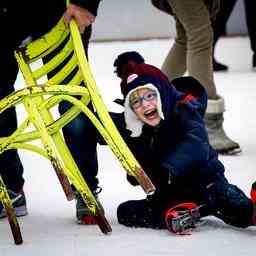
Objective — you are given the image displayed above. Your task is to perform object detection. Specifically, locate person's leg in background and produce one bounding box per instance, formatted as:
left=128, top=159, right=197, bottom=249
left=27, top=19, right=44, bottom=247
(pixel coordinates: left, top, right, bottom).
left=244, top=0, right=256, bottom=69
left=55, top=25, right=103, bottom=223
left=163, top=0, right=240, bottom=154
left=42, top=23, right=100, bottom=223
left=59, top=103, right=99, bottom=193
left=161, top=16, right=187, bottom=80
left=166, top=0, right=217, bottom=99
left=59, top=100, right=102, bottom=224
left=212, top=0, right=237, bottom=71
left=0, top=45, right=27, bottom=217
left=59, top=102, right=129, bottom=224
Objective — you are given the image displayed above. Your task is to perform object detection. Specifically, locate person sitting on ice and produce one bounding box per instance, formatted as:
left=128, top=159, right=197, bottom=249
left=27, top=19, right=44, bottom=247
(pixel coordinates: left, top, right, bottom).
left=113, top=51, right=256, bottom=232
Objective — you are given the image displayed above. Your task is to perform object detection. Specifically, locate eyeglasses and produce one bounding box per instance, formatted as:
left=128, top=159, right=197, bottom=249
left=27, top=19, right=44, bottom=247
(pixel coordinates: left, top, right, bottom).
left=130, top=90, right=157, bottom=109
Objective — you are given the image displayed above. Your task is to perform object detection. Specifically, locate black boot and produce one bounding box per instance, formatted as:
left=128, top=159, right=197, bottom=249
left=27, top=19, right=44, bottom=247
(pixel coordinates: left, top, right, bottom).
left=213, top=58, right=228, bottom=72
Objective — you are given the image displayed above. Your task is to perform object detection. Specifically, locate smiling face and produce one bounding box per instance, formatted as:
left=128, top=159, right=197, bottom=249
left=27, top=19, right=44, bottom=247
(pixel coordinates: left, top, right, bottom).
left=129, top=88, right=161, bottom=127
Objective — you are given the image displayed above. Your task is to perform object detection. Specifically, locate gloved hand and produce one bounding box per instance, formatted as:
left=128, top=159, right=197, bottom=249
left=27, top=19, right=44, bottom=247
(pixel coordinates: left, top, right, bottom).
left=126, top=174, right=139, bottom=186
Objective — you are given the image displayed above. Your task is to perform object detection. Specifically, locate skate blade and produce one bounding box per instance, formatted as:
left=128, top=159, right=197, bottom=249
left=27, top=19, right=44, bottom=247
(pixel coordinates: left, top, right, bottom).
left=175, top=230, right=193, bottom=235
left=218, top=147, right=242, bottom=156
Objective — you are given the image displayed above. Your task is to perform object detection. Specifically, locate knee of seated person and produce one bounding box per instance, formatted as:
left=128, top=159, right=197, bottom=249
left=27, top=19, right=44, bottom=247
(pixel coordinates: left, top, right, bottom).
left=226, top=192, right=253, bottom=228
left=207, top=182, right=254, bottom=228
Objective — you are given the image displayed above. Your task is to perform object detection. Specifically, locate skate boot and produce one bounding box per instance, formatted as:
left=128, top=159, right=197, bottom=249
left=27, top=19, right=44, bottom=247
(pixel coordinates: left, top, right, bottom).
left=75, top=187, right=104, bottom=225
left=213, top=59, right=228, bottom=72
left=0, top=190, right=28, bottom=218
left=205, top=97, right=241, bottom=155
left=165, top=202, right=201, bottom=234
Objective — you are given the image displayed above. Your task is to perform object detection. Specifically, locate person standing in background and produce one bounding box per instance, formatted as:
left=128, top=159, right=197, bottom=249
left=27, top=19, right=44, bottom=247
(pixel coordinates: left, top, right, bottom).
left=151, top=0, right=241, bottom=155
left=0, top=0, right=102, bottom=223
left=244, top=0, right=256, bottom=70
left=212, top=0, right=256, bottom=71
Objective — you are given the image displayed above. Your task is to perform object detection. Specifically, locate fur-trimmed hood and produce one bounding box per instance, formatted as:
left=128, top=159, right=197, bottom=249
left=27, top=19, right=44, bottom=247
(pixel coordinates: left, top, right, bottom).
left=123, top=74, right=208, bottom=137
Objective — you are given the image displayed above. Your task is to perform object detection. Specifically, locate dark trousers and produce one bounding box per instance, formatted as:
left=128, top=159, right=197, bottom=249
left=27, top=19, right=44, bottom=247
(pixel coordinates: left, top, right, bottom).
left=0, top=8, right=94, bottom=192
left=117, top=176, right=254, bottom=229
left=0, top=2, right=65, bottom=192
left=0, top=45, right=24, bottom=192
left=213, top=0, right=255, bottom=55
left=58, top=101, right=100, bottom=191
left=212, top=0, right=237, bottom=47
left=244, top=0, right=256, bottom=54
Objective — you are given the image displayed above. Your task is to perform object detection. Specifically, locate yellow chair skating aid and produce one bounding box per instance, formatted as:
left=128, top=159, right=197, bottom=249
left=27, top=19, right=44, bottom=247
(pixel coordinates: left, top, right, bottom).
left=0, top=15, right=155, bottom=241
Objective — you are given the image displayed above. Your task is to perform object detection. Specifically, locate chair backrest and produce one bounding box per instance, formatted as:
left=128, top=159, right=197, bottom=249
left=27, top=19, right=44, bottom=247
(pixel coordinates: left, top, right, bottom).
left=15, top=16, right=155, bottom=196
left=15, top=17, right=84, bottom=88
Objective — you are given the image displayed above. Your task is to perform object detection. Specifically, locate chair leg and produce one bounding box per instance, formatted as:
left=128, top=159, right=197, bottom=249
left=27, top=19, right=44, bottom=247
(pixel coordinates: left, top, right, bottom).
left=78, top=191, right=112, bottom=234
left=49, top=156, right=75, bottom=201
left=0, top=176, right=23, bottom=245
left=54, top=140, right=112, bottom=234
left=25, top=101, right=74, bottom=201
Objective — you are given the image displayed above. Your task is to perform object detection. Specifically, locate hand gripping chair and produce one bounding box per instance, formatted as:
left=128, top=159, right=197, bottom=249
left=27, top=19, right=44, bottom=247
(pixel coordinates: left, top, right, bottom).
left=0, top=17, right=155, bottom=244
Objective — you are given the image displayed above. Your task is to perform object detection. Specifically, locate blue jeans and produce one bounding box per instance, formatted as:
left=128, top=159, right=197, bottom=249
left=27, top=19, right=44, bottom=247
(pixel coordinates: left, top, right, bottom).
left=58, top=101, right=99, bottom=191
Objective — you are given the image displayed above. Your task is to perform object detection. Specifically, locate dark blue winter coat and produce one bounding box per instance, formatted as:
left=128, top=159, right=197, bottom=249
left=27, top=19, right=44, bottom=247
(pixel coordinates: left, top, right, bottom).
left=124, top=75, right=225, bottom=192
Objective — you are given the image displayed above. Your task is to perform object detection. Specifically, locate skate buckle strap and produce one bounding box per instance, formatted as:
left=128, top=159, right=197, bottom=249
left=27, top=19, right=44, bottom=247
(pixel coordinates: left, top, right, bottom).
left=165, top=202, right=201, bottom=235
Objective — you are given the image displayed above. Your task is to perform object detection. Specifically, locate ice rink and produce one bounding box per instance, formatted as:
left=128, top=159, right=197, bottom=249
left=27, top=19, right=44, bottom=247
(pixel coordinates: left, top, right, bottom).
left=0, top=36, right=256, bottom=255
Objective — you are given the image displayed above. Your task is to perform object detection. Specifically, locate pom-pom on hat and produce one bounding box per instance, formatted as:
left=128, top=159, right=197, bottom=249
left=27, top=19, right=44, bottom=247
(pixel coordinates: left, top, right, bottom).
left=113, top=51, right=145, bottom=78
left=113, top=51, right=169, bottom=96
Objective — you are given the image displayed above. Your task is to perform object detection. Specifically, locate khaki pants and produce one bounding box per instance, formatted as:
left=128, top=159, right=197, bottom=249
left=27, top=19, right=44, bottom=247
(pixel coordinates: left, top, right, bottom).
left=163, top=0, right=218, bottom=99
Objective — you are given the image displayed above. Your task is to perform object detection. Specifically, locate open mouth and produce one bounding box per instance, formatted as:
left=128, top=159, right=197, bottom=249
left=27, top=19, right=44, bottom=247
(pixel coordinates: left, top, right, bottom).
left=144, top=109, right=157, bottom=119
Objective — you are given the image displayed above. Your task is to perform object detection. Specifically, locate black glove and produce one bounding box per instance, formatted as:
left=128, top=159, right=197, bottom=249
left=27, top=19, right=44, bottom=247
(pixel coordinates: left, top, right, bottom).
left=126, top=174, right=139, bottom=186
